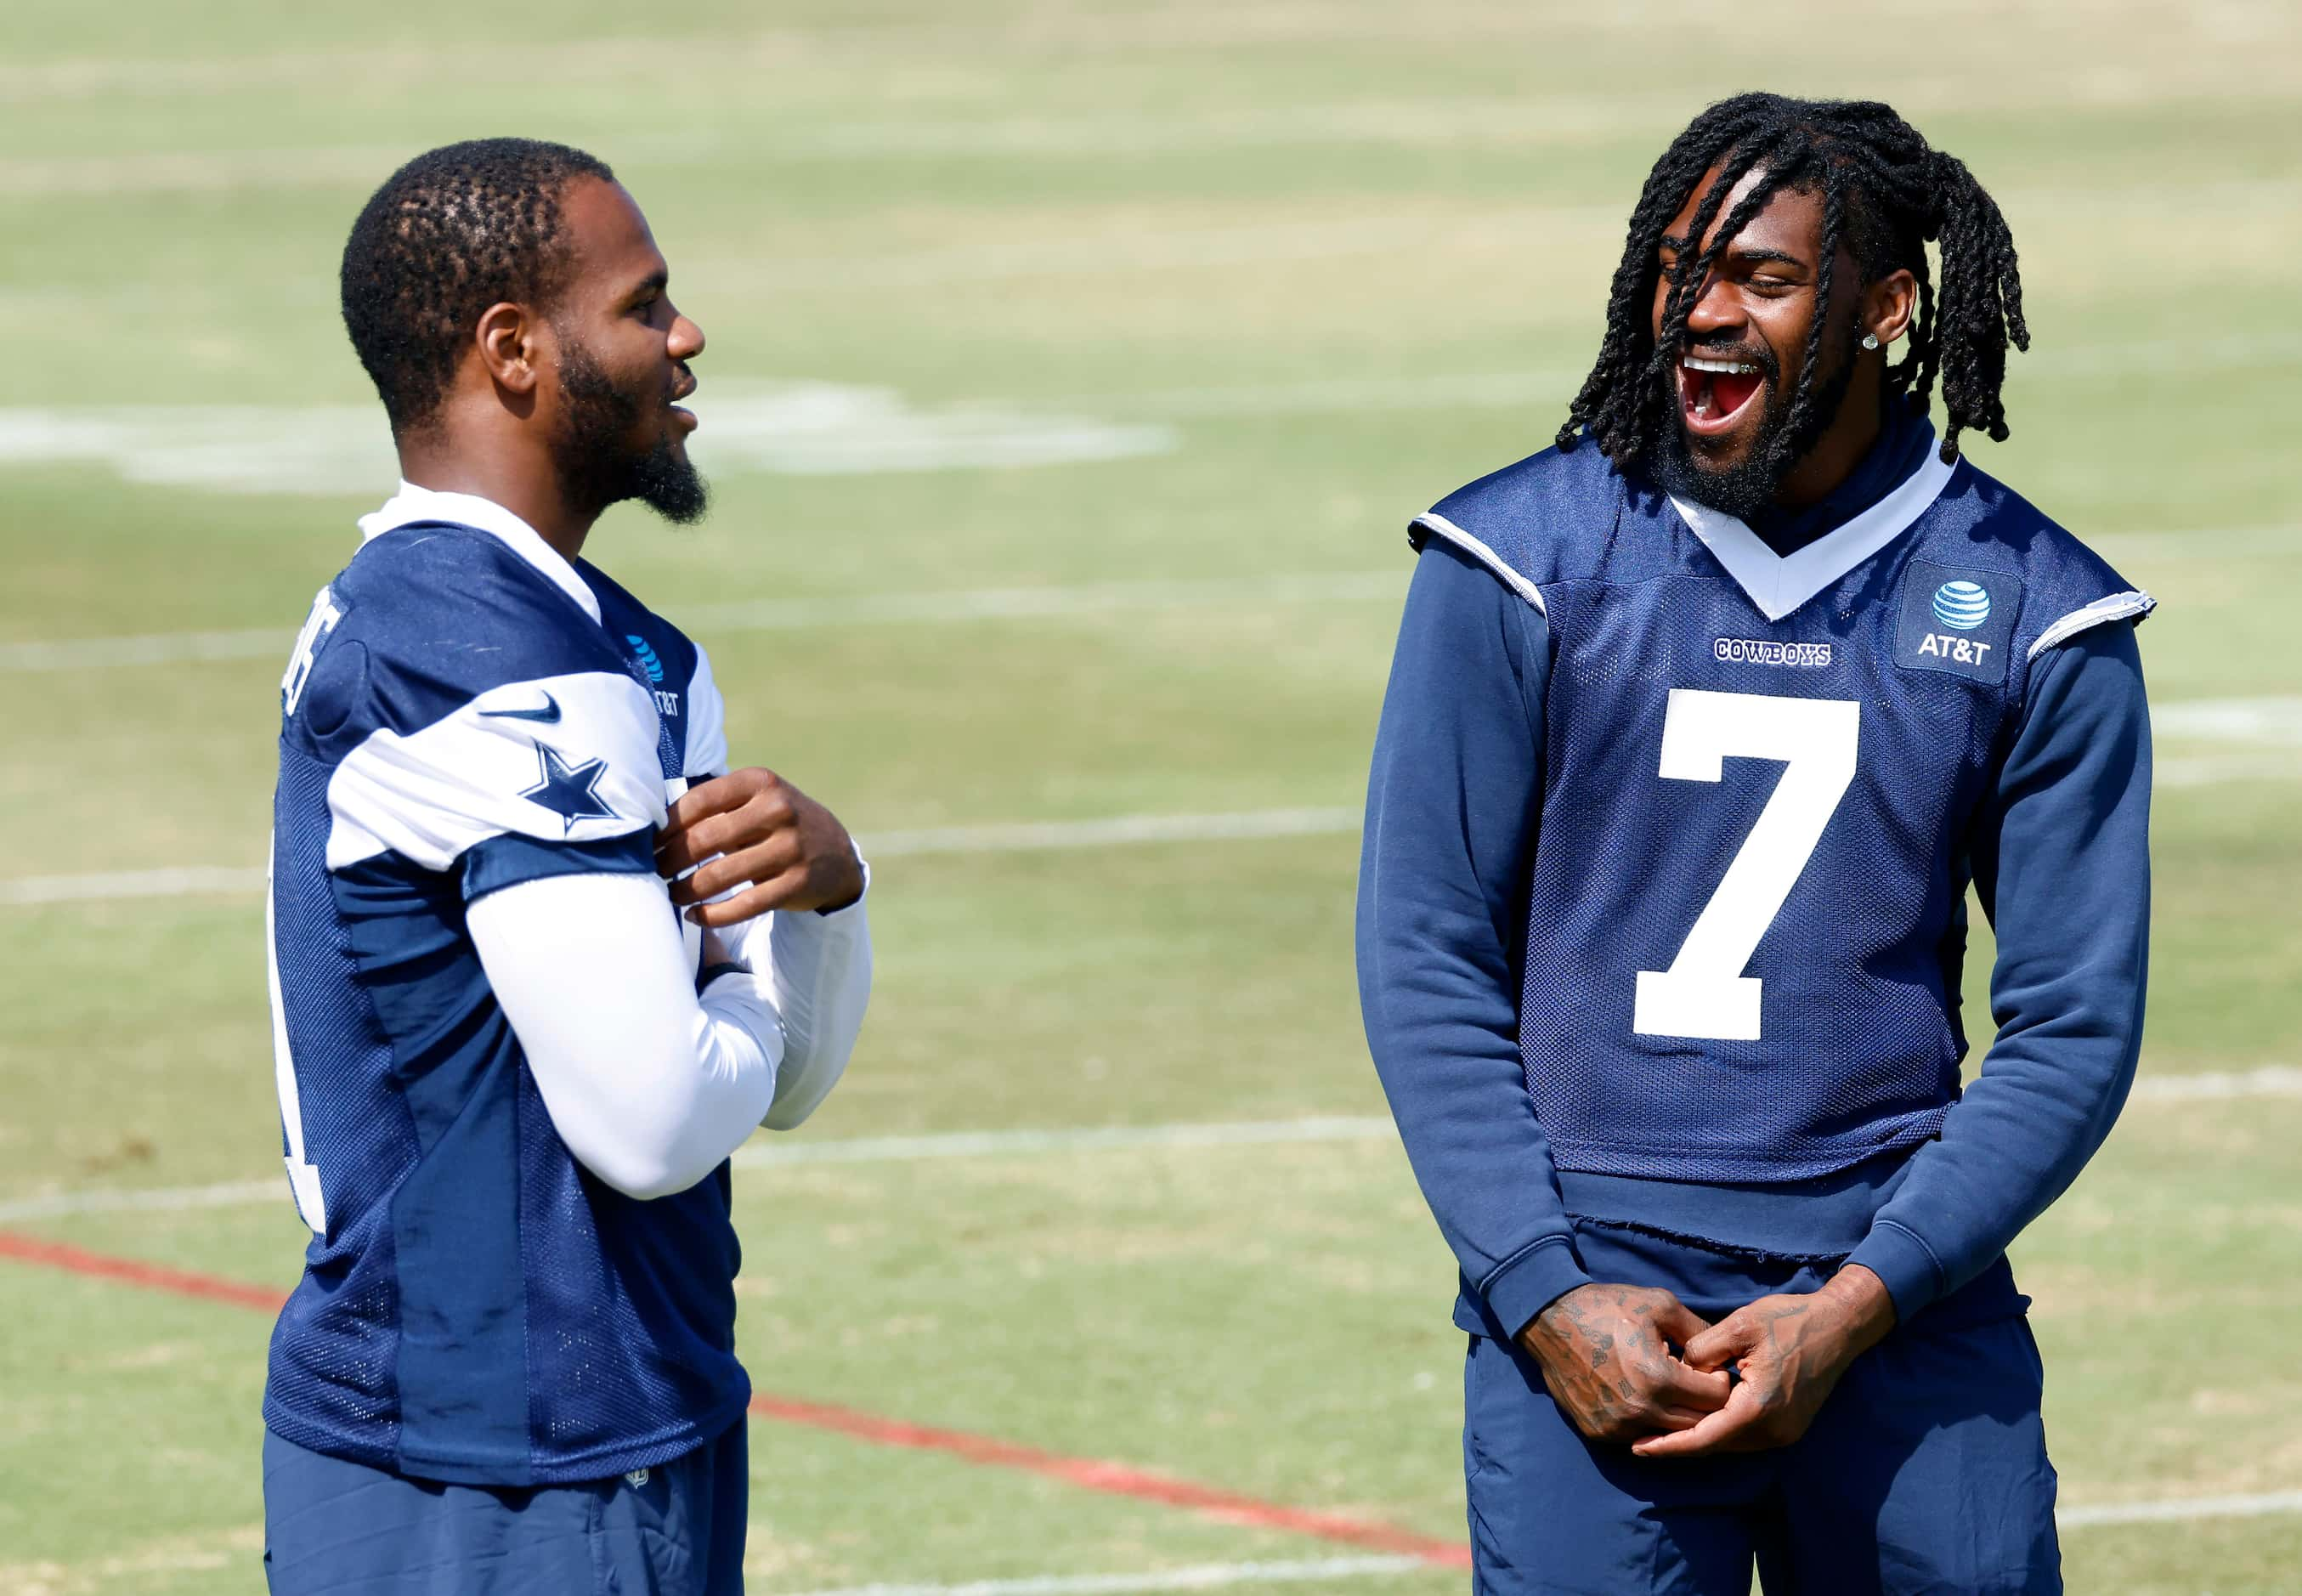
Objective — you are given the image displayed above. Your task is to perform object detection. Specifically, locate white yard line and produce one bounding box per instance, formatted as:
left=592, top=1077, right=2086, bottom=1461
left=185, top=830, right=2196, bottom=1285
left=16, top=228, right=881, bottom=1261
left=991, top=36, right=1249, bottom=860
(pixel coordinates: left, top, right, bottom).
left=777, top=1559, right=1429, bottom=1596
left=710, top=191, right=2302, bottom=293
left=727, top=1116, right=1395, bottom=1172
left=5, top=1070, right=2298, bottom=1226
left=10, top=679, right=2299, bottom=905
left=14, top=665, right=2302, bottom=906
left=2091, top=524, right=2302, bottom=563
left=0, top=1179, right=286, bottom=1225
left=729, top=216, right=1451, bottom=292
left=0, top=625, right=308, bottom=673
left=1091, top=331, right=2302, bottom=417
left=0, top=4, right=2280, bottom=106
left=6, top=515, right=2297, bottom=678
left=2154, top=697, right=2302, bottom=787
left=765, top=1486, right=2302, bottom=1594
left=681, top=574, right=1401, bottom=631
left=2128, top=1065, right=2302, bottom=1102
left=0, top=865, right=268, bottom=906
left=0, top=573, right=1405, bottom=676
left=0, top=1117, right=1399, bottom=1224
left=866, top=807, right=1360, bottom=858
left=3, top=321, right=2296, bottom=508
left=2157, top=755, right=2302, bottom=790
left=2152, top=697, right=2302, bottom=744
left=8, top=82, right=2300, bottom=176
left=2058, top=1488, right=2302, bottom=1527
left=0, top=807, right=1364, bottom=908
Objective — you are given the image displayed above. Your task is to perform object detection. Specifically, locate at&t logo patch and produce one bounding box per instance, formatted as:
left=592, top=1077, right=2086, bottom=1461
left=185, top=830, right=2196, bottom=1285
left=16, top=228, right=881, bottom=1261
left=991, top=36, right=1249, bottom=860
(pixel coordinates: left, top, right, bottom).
left=1916, top=632, right=1991, bottom=665
left=1897, top=562, right=2019, bottom=684
left=627, top=634, right=666, bottom=683
left=1931, top=580, right=1991, bottom=631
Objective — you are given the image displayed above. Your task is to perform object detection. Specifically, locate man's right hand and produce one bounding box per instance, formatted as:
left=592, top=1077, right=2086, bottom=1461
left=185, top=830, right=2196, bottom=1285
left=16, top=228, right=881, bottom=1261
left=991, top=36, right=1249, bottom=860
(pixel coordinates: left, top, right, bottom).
left=1517, top=1282, right=1733, bottom=1444
left=658, top=768, right=864, bottom=923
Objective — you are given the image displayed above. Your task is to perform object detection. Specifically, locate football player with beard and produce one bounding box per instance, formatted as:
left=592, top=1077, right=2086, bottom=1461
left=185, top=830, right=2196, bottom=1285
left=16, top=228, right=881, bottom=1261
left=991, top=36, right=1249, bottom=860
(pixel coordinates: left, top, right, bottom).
left=263, top=139, right=871, bottom=1593
left=1359, top=95, right=2152, bottom=1594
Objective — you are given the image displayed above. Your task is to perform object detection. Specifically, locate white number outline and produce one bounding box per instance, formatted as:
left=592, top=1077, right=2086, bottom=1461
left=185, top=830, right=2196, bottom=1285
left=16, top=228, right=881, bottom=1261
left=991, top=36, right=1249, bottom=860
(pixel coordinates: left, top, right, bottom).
left=1632, top=689, right=1859, bottom=1041
left=280, top=586, right=343, bottom=717
left=266, top=838, right=328, bottom=1234
left=270, top=588, right=344, bottom=1233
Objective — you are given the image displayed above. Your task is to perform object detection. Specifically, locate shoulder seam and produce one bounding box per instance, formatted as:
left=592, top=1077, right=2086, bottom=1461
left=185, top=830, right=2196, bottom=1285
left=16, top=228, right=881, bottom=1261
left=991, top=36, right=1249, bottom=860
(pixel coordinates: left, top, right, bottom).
left=1410, top=512, right=1547, bottom=615
left=2027, top=590, right=2157, bottom=660
left=355, top=523, right=603, bottom=616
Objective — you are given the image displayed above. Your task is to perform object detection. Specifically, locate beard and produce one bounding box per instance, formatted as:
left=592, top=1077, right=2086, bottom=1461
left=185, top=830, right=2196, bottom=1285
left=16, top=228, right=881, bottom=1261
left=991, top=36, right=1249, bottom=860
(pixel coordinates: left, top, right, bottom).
left=1649, top=337, right=1859, bottom=521
left=551, top=337, right=710, bottom=526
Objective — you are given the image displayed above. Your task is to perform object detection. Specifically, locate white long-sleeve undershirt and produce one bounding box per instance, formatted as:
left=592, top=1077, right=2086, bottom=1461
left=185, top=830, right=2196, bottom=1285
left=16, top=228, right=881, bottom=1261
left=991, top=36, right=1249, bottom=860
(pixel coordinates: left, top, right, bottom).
left=467, top=869, right=872, bottom=1200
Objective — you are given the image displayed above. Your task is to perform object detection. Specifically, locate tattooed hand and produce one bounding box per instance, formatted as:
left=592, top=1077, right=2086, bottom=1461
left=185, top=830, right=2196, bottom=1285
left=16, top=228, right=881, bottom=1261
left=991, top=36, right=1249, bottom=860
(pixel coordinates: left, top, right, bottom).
left=1518, top=1282, right=1733, bottom=1443
left=1631, top=1264, right=1898, bottom=1458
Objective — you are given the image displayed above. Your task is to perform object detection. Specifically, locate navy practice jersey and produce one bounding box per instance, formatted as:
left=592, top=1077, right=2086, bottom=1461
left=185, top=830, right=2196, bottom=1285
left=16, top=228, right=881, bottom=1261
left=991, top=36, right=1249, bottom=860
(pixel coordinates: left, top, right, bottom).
left=264, top=517, right=742, bottom=1486
left=1410, top=437, right=2152, bottom=1184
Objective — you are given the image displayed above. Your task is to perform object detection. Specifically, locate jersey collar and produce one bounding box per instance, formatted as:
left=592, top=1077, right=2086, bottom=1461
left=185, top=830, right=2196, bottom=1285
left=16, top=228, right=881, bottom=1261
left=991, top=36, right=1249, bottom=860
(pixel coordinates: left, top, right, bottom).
left=1667, top=445, right=1958, bottom=623
left=357, top=480, right=602, bottom=624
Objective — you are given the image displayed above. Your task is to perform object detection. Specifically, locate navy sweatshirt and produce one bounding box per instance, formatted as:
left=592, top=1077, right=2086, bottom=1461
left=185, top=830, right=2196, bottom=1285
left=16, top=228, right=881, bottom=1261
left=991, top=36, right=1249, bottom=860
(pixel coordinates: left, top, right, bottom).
left=1356, top=422, right=2152, bottom=1340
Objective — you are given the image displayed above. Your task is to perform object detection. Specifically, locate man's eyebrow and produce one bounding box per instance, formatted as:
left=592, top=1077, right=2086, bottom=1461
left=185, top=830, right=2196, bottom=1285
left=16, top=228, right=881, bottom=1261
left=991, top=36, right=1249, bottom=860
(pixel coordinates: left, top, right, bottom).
left=1655, top=235, right=1807, bottom=270
left=624, top=269, right=669, bottom=303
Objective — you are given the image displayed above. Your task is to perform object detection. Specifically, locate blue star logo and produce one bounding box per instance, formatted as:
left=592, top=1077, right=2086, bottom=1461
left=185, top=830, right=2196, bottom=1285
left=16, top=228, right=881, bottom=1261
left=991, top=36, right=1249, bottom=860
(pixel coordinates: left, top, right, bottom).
left=519, top=741, right=619, bottom=833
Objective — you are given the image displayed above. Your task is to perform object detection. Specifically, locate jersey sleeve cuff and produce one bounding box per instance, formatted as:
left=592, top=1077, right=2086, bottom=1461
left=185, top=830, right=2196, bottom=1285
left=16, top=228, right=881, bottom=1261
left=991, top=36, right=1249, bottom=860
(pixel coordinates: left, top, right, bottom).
left=1845, top=1220, right=1945, bottom=1322
left=812, top=855, right=871, bottom=918
left=1480, top=1234, right=1591, bottom=1340
left=459, top=829, right=658, bottom=903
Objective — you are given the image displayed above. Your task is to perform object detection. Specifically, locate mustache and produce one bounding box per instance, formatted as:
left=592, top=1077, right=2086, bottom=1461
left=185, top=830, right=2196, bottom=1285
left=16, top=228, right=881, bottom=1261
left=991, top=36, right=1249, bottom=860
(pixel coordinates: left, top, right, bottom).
left=1677, top=337, right=1781, bottom=383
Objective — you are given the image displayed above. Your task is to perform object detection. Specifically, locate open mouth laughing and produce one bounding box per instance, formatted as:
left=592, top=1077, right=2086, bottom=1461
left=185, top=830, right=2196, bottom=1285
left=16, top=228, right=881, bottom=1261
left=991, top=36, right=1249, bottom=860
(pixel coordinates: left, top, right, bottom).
left=1677, top=352, right=1767, bottom=436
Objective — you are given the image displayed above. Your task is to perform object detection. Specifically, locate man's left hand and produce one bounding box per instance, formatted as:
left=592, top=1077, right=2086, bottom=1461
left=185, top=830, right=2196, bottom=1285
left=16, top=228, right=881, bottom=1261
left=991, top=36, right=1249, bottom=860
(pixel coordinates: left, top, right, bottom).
left=657, top=768, right=864, bottom=924
left=1630, top=1264, right=1897, bottom=1458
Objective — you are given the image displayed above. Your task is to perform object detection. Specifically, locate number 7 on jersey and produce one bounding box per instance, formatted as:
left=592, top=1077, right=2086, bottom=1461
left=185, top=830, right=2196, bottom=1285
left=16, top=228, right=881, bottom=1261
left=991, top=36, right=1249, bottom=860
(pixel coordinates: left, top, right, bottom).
left=1632, top=689, right=1860, bottom=1042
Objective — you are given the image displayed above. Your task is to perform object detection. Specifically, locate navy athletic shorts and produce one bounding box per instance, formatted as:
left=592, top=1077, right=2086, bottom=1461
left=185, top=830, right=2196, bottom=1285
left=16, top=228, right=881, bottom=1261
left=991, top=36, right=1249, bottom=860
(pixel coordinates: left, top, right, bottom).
left=262, top=1418, right=748, bottom=1593
left=1463, top=1221, right=2059, bottom=1594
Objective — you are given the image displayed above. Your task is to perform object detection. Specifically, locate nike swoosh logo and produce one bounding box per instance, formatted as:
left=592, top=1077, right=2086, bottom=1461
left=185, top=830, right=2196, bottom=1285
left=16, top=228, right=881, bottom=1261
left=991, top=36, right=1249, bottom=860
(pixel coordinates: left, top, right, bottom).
left=480, top=693, right=561, bottom=724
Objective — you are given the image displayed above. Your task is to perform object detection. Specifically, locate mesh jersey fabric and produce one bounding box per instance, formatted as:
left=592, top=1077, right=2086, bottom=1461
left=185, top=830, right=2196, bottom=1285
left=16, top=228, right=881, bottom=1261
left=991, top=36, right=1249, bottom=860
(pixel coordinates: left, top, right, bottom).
left=264, top=520, right=749, bottom=1486
left=1411, top=440, right=2150, bottom=1183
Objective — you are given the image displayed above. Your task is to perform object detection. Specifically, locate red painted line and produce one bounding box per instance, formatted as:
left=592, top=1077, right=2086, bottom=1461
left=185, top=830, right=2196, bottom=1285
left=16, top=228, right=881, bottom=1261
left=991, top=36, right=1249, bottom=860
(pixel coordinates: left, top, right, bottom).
left=0, top=1228, right=291, bottom=1312
left=747, top=1394, right=1471, bottom=1566
left=0, top=1228, right=1470, bottom=1569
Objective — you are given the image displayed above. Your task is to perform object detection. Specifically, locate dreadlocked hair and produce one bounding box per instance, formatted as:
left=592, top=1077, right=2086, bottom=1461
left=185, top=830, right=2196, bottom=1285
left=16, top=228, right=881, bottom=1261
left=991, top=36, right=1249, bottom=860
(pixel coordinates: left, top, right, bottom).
left=1557, top=93, right=2028, bottom=468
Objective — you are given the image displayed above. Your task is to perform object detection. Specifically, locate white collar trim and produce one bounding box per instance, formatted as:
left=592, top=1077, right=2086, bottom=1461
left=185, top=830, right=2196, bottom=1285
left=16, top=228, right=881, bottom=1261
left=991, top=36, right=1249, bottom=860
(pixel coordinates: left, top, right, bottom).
left=357, top=480, right=600, bottom=623
left=1668, top=447, right=1958, bottom=622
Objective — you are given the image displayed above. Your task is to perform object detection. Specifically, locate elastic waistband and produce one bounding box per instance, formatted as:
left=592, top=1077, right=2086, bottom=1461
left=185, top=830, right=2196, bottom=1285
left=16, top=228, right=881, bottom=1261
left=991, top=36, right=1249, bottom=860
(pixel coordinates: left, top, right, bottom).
left=1554, top=1151, right=1918, bottom=1262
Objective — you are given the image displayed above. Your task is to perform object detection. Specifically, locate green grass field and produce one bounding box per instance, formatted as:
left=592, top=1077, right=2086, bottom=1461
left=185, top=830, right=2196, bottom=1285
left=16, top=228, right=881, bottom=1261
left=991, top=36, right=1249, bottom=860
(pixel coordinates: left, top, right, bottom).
left=3, top=2, right=2299, bottom=1590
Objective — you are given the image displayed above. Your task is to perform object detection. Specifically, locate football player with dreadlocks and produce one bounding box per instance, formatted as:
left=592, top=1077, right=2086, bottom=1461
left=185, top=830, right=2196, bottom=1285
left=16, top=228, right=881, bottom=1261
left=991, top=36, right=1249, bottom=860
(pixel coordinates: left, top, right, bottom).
left=1358, top=94, right=2151, bottom=1593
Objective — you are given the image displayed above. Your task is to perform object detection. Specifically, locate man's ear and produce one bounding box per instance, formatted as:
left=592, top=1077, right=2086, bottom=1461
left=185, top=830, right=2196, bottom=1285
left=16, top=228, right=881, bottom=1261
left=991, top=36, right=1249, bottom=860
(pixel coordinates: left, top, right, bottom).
left=1865, top=268, right=1919, bottom=348
left=475, top=302, right=544, bottom=398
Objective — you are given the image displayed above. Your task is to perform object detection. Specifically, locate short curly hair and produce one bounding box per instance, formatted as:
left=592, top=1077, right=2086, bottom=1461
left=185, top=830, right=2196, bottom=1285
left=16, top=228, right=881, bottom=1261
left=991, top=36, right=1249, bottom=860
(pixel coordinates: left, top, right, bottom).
left=340, top=138, right=615, bottom=436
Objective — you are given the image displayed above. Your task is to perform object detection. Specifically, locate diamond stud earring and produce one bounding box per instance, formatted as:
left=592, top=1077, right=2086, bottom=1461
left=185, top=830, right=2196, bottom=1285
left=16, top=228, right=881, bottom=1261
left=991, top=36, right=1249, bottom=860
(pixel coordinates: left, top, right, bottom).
left=1861, top=332, right=1881, bottom=350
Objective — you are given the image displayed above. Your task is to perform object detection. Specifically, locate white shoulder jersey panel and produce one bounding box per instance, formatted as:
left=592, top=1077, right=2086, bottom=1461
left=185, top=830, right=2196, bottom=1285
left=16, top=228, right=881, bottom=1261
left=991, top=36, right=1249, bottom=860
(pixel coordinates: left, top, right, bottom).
left=325, top=670, right=667, bottom=871
left=683, top=644, right=730, bottom=778
left=2028, top=590, right=2158, bottom=659
left=1408, top=512, right=1549, bottom=614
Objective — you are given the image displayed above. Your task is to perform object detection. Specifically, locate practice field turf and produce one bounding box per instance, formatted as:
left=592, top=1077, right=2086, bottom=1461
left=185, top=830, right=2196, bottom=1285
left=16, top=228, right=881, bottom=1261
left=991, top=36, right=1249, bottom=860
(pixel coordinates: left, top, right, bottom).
left=3, top=3, right=2299, bottom=1591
